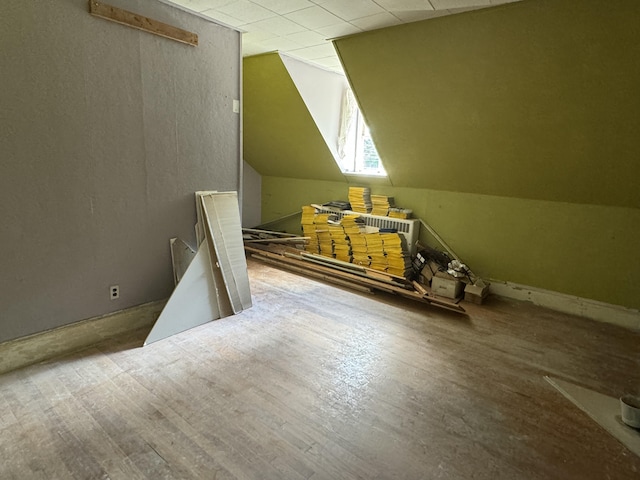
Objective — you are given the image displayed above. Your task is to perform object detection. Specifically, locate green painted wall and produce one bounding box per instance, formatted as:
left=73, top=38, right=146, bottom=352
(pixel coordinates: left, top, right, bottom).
left=243, top=53, right=345, bottom=182
left=262, top=176, right=640, bottom=310
left=245, top=0, right=640, bottom=311
left=334, top=0, right=640, bottom=208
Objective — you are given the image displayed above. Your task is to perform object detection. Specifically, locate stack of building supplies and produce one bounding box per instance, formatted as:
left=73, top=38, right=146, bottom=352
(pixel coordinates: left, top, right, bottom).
left=301, top=205, right=320, bottom=253
left=301, top=206, right=413, bottom=278
left=314, top=213, right=335, bottom=257
left=145, top=191, right=252, bottom=345
left=330, top=223, right=351, bottom=263
left=371, top=194, right=395, bottom=216
left=388, top=207, right=413, bottom=219
left=342, top=214, right=366, bottom=264
left=348, top=186, right=372, bottom=213
left=244, top=239, right=465, bottom=314
left=381, top=233, right=412, bottom=277
left=365, top=233, right=386, bottom=271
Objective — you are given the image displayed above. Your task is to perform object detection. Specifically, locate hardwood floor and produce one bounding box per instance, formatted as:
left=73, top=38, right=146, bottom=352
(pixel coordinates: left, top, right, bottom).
left=1, top=258, right=639, bottom=479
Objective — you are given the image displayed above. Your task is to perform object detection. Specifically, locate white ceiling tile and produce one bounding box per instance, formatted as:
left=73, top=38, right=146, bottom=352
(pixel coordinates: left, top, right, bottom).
left=252, top=0, right=315, bottom=14
left=315, top=22, right=362, bottom=38
left=242, top=27, right=278, bottom=42
left=313, top=55, right=343, bottom=68
left=217, top=0, right=278, bottom=22
left=289, top=42, right=337, bottom=60
left=373, top=0, right=433, bottom=11
left=242, top=42, right=273, bottom=55
left=430, top=0, right=491, bottom=9
left=286, top=30, right=327, bottom=47
left=200, top=9, right=248, bottom=27
left=247, top=15, right=308, bottom=34
left=171, top=0, right=523, bottom=68
left=319, top=0, right=385, bottom=22
left=350, top=12, right=402, bottom=30
left=285, top=6, right=344, bottom=29
left=260, top=36, right=308, bottom=50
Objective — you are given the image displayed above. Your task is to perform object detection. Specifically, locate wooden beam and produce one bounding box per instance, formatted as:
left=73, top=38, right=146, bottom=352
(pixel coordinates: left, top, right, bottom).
left=251, top=255, right=374, bottom=294
left=243, top=237, right=309, bottom=244
left=89, top=1, right=198, bottom=46
left=242, top=228, right=300, bottom=237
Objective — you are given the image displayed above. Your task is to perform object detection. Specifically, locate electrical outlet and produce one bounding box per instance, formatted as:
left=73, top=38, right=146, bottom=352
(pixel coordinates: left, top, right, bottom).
left=110, top=285, right=120, bottom=300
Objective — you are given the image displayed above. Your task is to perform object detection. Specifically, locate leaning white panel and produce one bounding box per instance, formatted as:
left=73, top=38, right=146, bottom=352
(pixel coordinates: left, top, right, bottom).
left=195, top=190, right=218, bottom=246
left=144, top=242, right=221, bottom=345
left=545, top=376, right=640, bottom=457
left=200, top=192, right=252, bottom=312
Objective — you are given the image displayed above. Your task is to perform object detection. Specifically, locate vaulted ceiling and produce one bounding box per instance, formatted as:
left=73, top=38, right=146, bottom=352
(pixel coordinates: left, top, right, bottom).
left=166, top=0, right=523, bottom=71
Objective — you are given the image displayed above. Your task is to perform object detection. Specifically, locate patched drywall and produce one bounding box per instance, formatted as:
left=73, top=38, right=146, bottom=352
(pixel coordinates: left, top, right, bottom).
left=0, top=0, right=241, bottom=342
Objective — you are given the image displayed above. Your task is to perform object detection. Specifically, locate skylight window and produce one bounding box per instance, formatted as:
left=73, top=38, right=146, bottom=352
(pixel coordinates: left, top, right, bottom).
left=337, top=89, right=386, bottom=176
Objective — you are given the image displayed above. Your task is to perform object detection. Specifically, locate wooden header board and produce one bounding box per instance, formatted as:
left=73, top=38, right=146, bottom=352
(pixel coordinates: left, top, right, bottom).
left=89, top=1, right=198, bottom=46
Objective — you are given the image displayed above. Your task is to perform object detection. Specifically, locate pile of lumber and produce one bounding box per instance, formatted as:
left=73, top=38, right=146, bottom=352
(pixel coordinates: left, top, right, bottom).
left=244, top=233, right=465, bottom=314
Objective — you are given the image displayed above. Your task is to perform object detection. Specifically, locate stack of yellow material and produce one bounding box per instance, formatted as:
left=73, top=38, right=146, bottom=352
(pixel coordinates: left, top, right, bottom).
left=370, top=195, right=395, bottom=216
left=348, top=186, right=372, bottom=213
left=328, top=224, right=350, bottom=262
left=341, top=214, right=364, bottom=236
left=302, top=224, right=319, bottom=253
left=388, top=207, right=412, bottom=219
left=350, top=235, right=369, bottom=266
left=300, top=205, right=413, bottom=278
left=364, top=233, right=386, bottom=271
left=301, top=205, right=317, bottom=225
left=301, top=206, right=319, bottom=253
left=381, top=233, right=412, bottom=277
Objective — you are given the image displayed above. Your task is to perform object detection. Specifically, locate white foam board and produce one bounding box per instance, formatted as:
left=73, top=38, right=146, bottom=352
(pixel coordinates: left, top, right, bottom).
left=200, top=192, right=252, bottom=312
left=144, top=242, right=221, bottom=345
left=545, top=376, right=640, bottom=457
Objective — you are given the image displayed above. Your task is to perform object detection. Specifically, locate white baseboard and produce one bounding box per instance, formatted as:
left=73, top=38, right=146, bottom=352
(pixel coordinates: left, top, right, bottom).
left=0, top=300, right=165, bottom=375
left=489, top=281, right=640, bottom=331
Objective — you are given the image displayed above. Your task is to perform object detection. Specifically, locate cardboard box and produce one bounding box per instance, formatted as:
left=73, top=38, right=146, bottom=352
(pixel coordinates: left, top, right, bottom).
left=431, top=275, right=463, bottom=299
left=464, top=282, right=490, bottom=304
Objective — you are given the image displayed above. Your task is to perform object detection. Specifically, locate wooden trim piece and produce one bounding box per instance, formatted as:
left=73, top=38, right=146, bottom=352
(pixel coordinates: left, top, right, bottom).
left=491, top=281, right=640, bottom=331
left=242, top=228, right=300, bottom=237
left=89, top=1, right=198, bottom=46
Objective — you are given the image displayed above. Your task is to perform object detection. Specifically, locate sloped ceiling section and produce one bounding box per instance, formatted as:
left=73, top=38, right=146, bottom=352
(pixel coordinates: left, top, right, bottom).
left=334, top=0, right=640, bottom=208
left=243, top=53, right=345, bottom=182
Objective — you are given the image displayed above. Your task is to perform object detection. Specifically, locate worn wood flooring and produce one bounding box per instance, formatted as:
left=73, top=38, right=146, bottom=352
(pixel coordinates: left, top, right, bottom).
left=1, top=258, right=639, bottom=479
